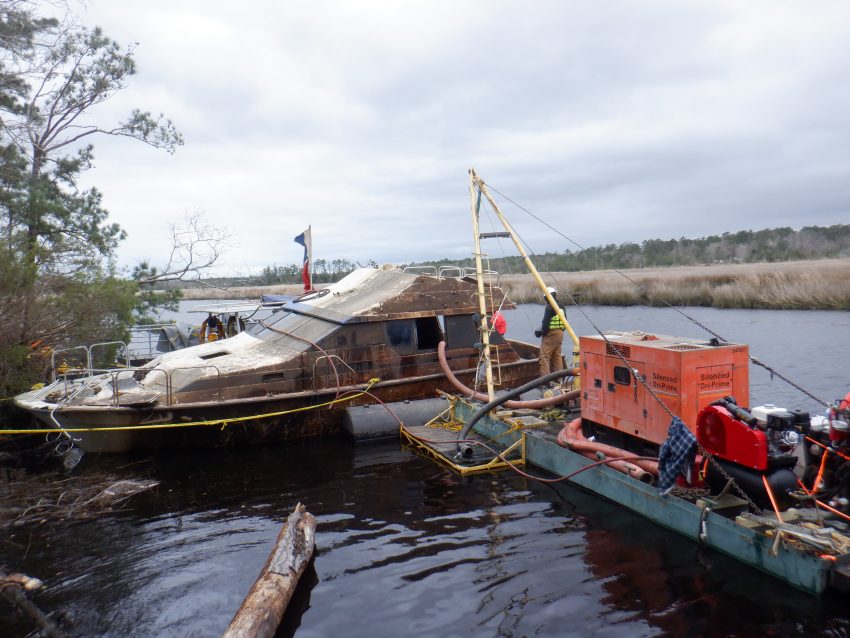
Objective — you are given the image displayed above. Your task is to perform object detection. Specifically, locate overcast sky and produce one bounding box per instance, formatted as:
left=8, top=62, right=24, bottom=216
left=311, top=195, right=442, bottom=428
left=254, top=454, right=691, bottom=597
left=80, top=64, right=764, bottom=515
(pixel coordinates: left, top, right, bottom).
left=75, top=1, right=850, bottom=275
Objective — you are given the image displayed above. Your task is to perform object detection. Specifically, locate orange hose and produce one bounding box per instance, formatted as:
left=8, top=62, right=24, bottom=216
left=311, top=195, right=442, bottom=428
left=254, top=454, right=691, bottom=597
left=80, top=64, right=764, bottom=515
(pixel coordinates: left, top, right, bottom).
left=437, top=341, right=580, bottom=409
left=558, top=418, right=659, bottom=475
left=805, top=436, right=850, bottom=462
left=556, top=418, right=655, bottom=483
left=812, top=498, right=850, bottom=524
left=762, top=474, right=783, bottom=522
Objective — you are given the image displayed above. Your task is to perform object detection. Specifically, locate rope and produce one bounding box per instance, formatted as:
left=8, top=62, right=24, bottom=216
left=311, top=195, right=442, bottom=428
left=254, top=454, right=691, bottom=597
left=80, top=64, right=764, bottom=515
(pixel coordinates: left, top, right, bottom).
left=0, top=378, right=381, bottom=435
left=484, top=182, right=829, bottom=408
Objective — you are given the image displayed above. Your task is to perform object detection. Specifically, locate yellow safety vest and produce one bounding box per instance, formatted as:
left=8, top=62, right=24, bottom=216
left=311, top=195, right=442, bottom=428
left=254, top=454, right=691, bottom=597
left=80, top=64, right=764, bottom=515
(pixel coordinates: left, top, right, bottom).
left=549, top=312, right=566, bottom=331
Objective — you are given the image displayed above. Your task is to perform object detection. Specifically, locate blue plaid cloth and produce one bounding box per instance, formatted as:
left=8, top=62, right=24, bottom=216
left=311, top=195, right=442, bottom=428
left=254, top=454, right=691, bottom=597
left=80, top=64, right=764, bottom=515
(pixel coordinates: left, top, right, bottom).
left=657, top=417, right=697, bottom=495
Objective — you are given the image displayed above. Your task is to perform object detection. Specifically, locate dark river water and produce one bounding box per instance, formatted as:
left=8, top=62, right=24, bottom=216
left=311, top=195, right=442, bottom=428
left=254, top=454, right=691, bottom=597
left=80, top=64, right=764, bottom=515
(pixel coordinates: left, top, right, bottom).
left=2, top=305, right=849, bottom=637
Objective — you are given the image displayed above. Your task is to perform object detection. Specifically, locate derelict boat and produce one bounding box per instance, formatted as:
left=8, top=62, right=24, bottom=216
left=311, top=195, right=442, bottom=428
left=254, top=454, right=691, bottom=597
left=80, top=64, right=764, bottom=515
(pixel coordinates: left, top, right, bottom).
left=13, top=266, right=541, bottom=452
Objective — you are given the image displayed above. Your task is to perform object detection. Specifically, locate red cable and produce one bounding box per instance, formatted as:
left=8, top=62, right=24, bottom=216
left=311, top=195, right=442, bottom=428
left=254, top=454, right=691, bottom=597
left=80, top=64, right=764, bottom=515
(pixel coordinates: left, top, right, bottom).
left=404, top=427, right=658, bottom=484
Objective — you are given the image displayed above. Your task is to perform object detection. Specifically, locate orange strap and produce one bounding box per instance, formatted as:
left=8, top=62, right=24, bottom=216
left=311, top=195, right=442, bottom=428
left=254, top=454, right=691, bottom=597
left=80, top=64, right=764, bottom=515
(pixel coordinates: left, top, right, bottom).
left=812, top=446, right=830, bottom=493
left=762, top=475, right=783, bottom=522
left=806, top=436, right=850, bottom=463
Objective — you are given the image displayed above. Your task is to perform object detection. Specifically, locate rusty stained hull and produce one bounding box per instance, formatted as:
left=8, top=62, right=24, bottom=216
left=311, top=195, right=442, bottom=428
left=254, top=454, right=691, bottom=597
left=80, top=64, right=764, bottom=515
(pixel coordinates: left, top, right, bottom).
left=29, top=358, right=540, bottom=452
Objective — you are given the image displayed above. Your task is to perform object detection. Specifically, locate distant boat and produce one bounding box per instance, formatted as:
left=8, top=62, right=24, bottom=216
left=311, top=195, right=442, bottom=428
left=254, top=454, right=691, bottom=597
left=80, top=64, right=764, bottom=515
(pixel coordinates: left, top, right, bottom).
left=121, top=299, right=291, bottom=367
left=13, top=266, right=540, bottom=452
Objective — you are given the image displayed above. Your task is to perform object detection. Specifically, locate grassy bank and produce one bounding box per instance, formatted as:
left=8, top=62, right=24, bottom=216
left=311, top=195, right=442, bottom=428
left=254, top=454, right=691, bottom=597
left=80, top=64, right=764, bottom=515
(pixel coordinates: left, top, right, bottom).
left=499, top=258, right=850, bottom=309
left=179, top=283, right=306, bottom=300
left=180, top=258, right=850, bottom=310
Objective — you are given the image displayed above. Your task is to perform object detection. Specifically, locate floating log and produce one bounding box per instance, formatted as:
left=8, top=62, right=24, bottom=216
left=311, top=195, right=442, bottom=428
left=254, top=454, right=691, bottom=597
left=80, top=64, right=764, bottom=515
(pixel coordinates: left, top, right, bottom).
left=222, top=503, right=317, bottom=638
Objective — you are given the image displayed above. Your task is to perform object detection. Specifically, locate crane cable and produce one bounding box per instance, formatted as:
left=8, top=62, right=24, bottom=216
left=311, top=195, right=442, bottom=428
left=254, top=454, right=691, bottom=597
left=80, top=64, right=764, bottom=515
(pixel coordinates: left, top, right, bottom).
left=485, top=183, right=829, bottom=409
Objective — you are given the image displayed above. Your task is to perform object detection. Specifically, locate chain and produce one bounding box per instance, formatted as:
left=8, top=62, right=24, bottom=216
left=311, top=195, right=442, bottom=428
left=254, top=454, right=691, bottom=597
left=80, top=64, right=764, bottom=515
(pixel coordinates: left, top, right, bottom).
left=748, top=356, right=829, bottom=407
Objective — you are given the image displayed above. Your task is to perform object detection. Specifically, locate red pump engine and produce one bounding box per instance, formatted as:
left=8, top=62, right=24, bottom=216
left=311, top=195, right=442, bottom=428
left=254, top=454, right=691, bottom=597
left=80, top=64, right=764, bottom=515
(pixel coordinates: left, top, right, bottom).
left=695, top=398, right=804, bottom=509
left=697, top=404, right=770, bottom=470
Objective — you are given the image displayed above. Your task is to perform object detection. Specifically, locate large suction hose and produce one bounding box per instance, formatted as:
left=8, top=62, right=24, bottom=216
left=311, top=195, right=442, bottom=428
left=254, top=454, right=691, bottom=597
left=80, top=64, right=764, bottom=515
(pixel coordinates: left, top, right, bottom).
left=438, top=342, right=579, bottom=411
left=558, top=418, right=658, bottom=479
left=456, top=369, right=580, bottom=455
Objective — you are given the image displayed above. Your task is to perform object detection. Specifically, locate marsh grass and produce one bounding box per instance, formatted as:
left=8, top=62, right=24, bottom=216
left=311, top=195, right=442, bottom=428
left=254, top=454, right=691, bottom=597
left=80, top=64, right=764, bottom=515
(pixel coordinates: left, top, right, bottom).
left=180, top=259, right=850, bottom=310
left=180, top=283, right=305, bottom=300
left=500, top=258, right=850, bottom=309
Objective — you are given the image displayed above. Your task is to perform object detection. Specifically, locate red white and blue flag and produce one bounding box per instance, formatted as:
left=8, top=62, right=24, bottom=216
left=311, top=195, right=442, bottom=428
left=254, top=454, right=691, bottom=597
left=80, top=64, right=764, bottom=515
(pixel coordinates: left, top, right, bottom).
left=294, top=226, right=313, bottom=292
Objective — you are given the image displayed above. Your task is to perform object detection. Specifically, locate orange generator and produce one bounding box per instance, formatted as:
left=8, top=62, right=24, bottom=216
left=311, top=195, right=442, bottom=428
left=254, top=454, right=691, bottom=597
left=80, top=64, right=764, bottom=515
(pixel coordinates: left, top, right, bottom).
left=580, top=331, right=749, bottom=445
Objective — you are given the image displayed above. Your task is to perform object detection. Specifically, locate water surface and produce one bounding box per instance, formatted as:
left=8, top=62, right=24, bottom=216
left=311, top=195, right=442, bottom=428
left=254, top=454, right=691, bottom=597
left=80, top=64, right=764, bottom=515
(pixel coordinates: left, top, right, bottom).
left=2, top=305, right=848, bottom=637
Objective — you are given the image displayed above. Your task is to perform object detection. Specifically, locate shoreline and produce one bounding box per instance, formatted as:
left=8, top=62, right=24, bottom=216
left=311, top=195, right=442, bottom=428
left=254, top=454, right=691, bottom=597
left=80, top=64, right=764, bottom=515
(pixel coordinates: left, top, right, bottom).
left=179, top=257, right=850, bottom=310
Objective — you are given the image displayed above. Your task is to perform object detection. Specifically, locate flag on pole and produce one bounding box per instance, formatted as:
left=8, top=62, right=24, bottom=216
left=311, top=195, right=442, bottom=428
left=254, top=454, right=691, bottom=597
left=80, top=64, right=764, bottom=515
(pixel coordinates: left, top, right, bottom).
left=294, top=227, right=313, bottom=292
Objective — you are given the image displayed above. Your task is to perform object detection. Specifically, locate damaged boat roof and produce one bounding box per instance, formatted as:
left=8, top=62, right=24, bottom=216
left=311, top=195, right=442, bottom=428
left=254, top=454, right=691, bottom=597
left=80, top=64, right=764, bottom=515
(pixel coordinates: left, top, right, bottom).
left=287, top=266, right=511, bottom=322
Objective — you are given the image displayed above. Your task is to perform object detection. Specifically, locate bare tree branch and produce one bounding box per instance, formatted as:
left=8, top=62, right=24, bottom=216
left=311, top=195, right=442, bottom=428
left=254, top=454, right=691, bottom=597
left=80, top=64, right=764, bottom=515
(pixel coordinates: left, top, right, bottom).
left=135, top=211, right=233, bottom=285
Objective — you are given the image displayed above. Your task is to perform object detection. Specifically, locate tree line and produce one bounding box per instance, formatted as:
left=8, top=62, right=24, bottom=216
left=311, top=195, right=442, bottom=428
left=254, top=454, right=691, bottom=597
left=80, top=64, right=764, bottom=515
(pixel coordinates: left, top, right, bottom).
left=415, top=224, right=850, bottom=274
left=234, top=224, right=850, bottom=288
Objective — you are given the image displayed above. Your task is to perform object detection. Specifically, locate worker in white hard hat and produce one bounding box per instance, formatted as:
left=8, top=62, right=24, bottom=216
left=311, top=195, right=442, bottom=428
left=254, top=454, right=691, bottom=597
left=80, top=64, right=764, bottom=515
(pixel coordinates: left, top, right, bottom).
left=534, top=286, right=566, bottom=377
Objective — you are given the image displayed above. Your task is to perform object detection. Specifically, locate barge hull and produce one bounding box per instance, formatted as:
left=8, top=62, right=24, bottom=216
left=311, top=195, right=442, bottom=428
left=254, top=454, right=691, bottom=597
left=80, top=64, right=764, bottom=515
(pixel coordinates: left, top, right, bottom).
left=458, top=401, right=834, bottom=595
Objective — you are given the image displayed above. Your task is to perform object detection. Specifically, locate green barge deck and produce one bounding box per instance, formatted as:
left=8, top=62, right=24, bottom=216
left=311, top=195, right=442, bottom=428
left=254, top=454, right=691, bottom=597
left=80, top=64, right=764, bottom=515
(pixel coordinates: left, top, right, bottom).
left=402, top=396, right=850, bottom=596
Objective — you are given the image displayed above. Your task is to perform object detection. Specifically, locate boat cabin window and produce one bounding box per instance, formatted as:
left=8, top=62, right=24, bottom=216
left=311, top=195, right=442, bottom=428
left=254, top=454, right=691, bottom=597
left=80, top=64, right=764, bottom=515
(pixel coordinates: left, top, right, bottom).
left=415, top=317, right=442, bottom=350
left=198, top=351, right=229, bottom=360
left=387, top=320, right=413, bottom=347
left=385, top=318, right=444, bottom=353
left=443, top=315, right=506, bottom=347
left=613, top=365, right=631, bottom=385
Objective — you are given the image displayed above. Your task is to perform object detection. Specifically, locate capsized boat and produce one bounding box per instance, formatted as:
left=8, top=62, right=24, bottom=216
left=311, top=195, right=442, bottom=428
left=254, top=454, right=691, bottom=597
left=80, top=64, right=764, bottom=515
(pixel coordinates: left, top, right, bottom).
left=13, top=265, right=541, bottom=452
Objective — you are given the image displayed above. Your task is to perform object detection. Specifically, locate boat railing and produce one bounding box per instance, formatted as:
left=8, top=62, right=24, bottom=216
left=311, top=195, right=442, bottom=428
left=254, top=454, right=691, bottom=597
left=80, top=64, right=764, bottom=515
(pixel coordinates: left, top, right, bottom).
left=55, top=367, right=132, bottom=408
left=50, top=365, right=172, bottom=409
left=51, top=341, right=134, bottom=382
left=50, top=363, right=220, bottom=407
left=51, top=346, right=92, bottom=382
left=166, top=365, right=222, bottom=405
left=126, top=323, right=181, bottom=363
left=401, top=265, right=500, bottom=283
left=461, top=267, right=500, bottom=286
left=402, top=265, right=438, bottom=277
left=438, top=266, right=464, bottom=279
left=91, top=341, right=130, bottom=369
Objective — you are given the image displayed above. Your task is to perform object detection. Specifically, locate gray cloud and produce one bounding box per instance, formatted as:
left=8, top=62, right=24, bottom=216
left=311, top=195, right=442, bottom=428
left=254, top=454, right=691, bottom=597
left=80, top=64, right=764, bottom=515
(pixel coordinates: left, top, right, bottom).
left=77, top=0, right=850, bottom=273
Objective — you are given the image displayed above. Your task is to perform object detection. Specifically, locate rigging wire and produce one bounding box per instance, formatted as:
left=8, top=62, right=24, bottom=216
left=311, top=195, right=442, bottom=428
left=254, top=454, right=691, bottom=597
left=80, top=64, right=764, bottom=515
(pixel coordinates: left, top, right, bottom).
left=483, top=182, right=830, bottom=408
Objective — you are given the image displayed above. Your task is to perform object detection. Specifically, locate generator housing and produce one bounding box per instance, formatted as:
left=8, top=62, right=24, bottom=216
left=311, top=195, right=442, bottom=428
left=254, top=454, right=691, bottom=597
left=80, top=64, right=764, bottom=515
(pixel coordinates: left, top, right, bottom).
left=580, top=331, right=749, bottom=445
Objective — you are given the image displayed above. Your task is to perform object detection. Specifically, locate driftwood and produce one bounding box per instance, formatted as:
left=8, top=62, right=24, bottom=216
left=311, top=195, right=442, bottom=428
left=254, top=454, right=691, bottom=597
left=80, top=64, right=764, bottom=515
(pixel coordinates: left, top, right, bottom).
left=0, top=571, right=66, bottom=638
left=222, top=503, right=317, bottom=638
left=0, top=472, right=158, bottom=530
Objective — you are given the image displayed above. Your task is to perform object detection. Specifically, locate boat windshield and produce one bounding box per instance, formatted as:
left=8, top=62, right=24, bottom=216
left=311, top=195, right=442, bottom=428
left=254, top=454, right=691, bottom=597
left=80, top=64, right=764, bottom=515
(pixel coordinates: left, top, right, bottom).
left=247, top=308, right=339, bottom=350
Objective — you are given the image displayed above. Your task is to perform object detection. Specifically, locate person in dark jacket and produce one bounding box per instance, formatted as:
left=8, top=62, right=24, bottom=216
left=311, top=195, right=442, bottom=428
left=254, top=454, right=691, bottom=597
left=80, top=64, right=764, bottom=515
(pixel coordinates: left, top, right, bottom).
left=534, top=287, right=566, bottom=377
left=200, top=313, right=226, bottom=343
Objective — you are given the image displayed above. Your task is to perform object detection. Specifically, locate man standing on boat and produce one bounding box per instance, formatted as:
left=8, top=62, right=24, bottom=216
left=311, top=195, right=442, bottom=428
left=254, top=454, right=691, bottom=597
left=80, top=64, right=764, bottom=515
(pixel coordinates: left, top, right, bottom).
left=535, top=287, right=566, bottom=377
